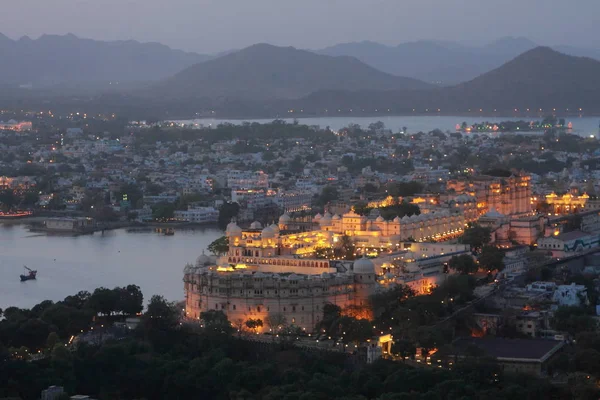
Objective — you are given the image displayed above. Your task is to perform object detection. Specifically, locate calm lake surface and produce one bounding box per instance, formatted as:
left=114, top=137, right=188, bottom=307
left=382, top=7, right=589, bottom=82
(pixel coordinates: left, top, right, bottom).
left=0, top=224, right=222, bottom=309
left=176, top=115, right=600, bottom=137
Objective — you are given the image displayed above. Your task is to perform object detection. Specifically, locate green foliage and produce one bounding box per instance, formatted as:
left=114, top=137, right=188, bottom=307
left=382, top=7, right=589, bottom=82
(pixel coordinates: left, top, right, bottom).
left=391, top=339, right=416, bottom=360
left=0, top=287, right=573, bottom=400
left=460, top=224, right=492, bottom=249
left=378, top=203, right=420, bottom=220
left=151, top=202, right=175, bottom=220
left=316, top=186, right=339, bottom=208
left=208, top=236, right=229, bottom=256
left=386, top=181, right=424, bottom=197
left=448, top=254, right=478, bottom=274
left=86, top=286, right=143, bottom=317
left=245, top=319, right=263, bottom=332
left=218, top=202, right=240, bottom=229
left=478, top=246, right=505, bottom=272
left=201, top=310, right=234, bottom=335
left=335, top=234, right=356, bottom=260
left=553, top=306, right=597, bottom=335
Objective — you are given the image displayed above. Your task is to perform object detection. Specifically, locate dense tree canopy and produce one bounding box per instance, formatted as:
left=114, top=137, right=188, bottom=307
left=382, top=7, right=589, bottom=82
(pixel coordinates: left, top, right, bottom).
left=448, top=254, right=479, bottom=275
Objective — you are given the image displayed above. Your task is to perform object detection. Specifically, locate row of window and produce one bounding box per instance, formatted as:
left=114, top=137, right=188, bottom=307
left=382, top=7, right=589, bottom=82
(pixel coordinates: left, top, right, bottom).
left=216, top=304, right=321, bottom=313
left=227, top=257, right=330, bottom=269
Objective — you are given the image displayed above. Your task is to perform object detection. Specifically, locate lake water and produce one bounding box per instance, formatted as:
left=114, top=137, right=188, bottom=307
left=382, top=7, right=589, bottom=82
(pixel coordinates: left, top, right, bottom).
left=176, top=115, right=600, bottom=137
left=0, top=224, right=222, bottom=309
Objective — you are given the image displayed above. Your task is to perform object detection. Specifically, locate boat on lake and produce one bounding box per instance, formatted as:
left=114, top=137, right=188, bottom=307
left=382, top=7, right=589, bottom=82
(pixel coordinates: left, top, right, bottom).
left=20, top=266, right=37, bottom=282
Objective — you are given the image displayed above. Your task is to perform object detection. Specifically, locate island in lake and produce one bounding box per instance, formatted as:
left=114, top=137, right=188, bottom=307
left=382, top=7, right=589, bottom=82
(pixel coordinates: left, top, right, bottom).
left=457, top=116, right=572, bottom=133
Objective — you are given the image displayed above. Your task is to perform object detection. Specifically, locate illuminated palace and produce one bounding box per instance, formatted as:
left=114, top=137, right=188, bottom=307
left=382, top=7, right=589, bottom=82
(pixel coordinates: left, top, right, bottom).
left=314, top=210, right=465, bottom=243
left=184, top=209, right=464, bottom=331
left=446, top=172, right=532, bottom=217
left=543, top=192, right=600, bottom=215
left=184, top=220, right=378, bottom=332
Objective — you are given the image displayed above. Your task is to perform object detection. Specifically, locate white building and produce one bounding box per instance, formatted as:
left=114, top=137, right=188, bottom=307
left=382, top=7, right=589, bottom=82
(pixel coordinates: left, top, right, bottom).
left=275, top=190, right=312, bottom=213
left=227, top=170, right=268, bottom=190
left=552, top=283, right=589, bottom=307
left=174, top=207, right=218, bottom=224
left=537, top=231, right=600, bottom=258
left=231, top=189, right=276, bottom=211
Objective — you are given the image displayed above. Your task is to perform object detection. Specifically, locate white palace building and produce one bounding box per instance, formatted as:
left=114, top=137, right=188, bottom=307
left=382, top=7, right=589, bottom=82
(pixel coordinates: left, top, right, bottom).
left=184, top=208, right=468, bottom=332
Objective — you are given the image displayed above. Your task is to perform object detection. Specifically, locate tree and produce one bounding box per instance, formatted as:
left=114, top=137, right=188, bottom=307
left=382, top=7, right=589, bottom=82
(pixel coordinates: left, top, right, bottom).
left=51, top=342, right=72, bottom=364
left=117, top=183, right=143, bottom=207
left=353, top=201, right=371, bottom=216
left=265, top=313, right=287, bottom=333
left=151, top=202, right=175, bottom=221
left=448, top=254, right=479, bottom=275
left=0, top=189, right=16, bottom=211
left=201, top=310, right=233, bottom=334
left=386, top=181, right=423, bottom=197
left=46, top=332, right=59, bottom=350
left=87, top=287, right=118, bottom=316
left=118, top=285, right=144, bottom=315
left=416, top=326, right=446, bottom=357
left=245, top=318, right=263, bottom=333
left=316, top=186, right=339, bottom=208
left=553, top=306, right=597, bottom=335
left=329, top=316, right=373, bottom=344
left=208, top=236, right=229, bottom=256
left=478, top=246, right=505, bottom=272
left=335, top=234, right=356, bottom=260
left=319, top=303, right=342, bottom=331
left=142, top=295, right=179, bottom=333
left=218, top=202, right=240, bottom=229
left=391, top=339, right=416, bottom=360
left=460, top=225, right=492, bottom=249
left=368, top=121, right=385, bottom=132
left=63, top=290, right=91, bottom=309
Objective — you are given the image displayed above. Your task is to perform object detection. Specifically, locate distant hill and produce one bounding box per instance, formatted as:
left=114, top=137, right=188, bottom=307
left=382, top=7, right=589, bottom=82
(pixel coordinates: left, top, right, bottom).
left=317, top=37, right=600, bottom=85
left=148, top=43, right=433, bottom=101
left=280, top=47, right=600, bottom=114
left=0, top=33, right=212, bottom=87
left=317, top=37, right=537, bottom=85
left=444, top=46, right=600, bottom=110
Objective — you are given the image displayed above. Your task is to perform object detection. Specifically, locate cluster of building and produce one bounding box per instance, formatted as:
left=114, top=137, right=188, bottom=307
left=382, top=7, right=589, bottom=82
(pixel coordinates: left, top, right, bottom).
left=0, top=120, right=32, bottom=132
left=183, top=212, right=471, bottom=332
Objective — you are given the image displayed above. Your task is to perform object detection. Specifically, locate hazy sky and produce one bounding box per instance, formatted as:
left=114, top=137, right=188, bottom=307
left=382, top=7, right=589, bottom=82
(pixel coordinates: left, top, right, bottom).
left=1, top=0, right=598, bottom=53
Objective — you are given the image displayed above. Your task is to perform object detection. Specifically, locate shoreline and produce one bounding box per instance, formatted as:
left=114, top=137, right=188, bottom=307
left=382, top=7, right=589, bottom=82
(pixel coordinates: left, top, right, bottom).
left=168, top=112, right=600, bottom=122
left=1, top=218, right=221, bottom=236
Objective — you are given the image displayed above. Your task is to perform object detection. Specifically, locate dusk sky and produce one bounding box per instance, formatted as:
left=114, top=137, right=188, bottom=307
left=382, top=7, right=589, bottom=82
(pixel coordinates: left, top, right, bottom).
left=1, top=0, right=598, bottom=53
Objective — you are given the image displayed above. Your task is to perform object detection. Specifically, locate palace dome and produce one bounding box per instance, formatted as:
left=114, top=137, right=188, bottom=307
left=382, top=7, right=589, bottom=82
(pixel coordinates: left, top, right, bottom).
left=279, top=213, right=291, bottom=224
left=226, top=222, right=242, bottom=237
left=376, top=216, right=385, bottom=222
left=261, top=226, right=275, bottom=238
left=269, top=223, right=280, bottom=233
left=250, top=221, right=263, bottom=229
left=353, top=257, right=375, bottom=274
left=196, top=253, right=211, bottom=267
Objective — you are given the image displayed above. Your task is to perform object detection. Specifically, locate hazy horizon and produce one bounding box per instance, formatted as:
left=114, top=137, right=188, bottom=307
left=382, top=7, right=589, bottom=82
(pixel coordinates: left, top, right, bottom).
left=1, top=0, right=599, bottom=54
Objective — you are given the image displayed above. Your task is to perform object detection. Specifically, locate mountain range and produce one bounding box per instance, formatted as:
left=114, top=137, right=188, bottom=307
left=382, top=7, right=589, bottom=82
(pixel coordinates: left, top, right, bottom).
left=317, top=37, right=600, bottom=84
left=280, top=47, right=600, bottom=115
left=2, top=33, right=600, bottom=117
left=0, top=33, right=211, bottom=86
left=148, top=43, right=432, bottom=101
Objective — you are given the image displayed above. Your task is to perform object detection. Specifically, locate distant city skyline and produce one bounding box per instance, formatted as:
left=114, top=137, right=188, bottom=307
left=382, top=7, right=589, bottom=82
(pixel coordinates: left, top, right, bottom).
left=1, top=0, right=599, bottom=53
